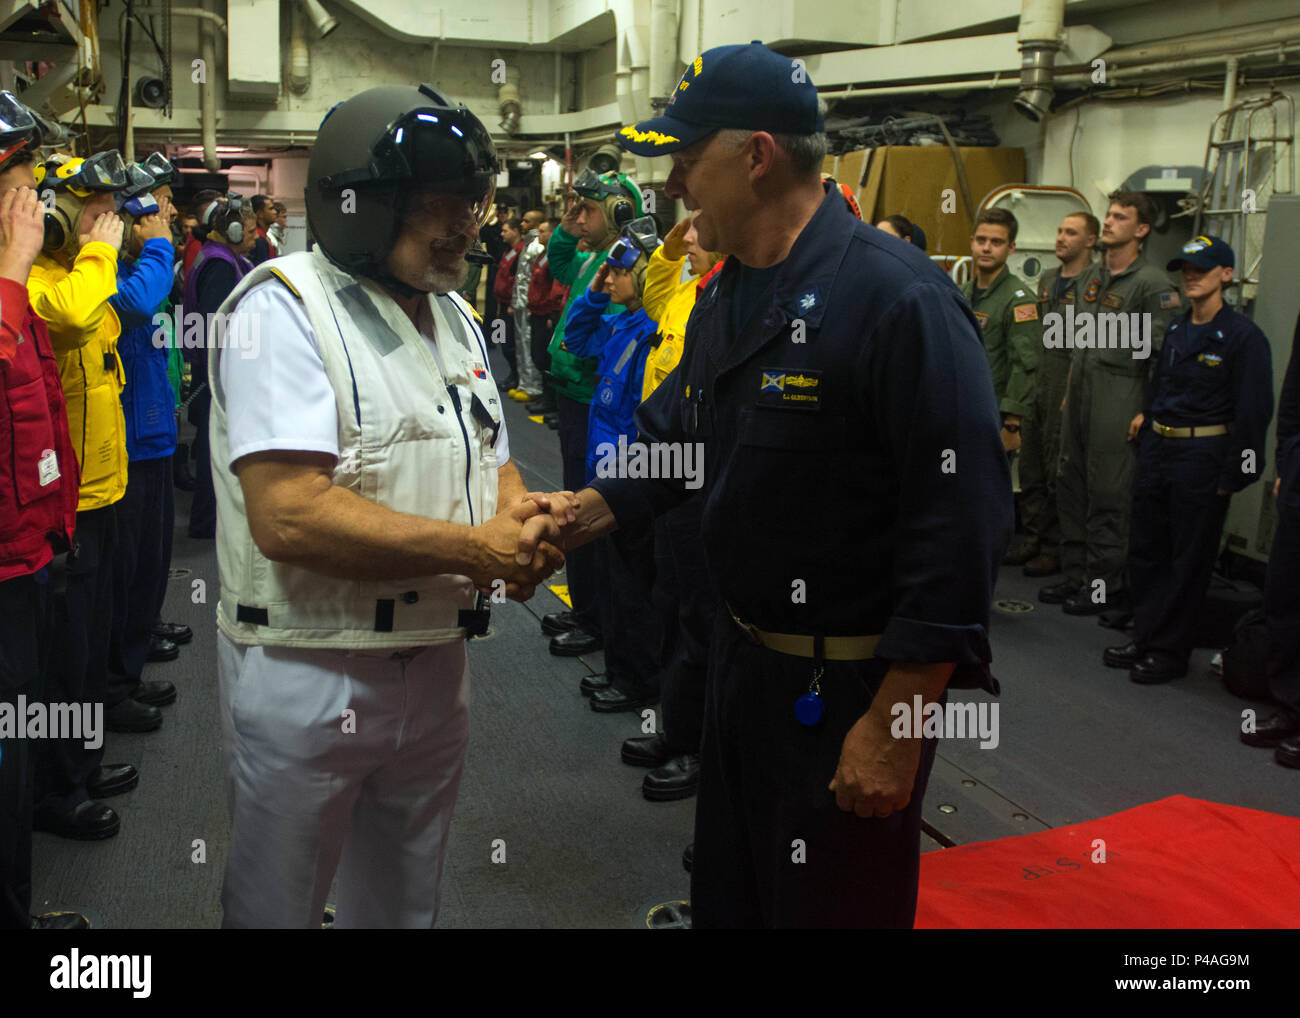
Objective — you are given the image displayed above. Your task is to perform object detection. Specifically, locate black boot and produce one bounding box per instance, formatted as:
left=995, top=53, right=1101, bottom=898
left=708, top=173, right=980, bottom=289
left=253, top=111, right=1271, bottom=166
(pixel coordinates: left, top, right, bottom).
left=173, top=443, right=196, bottom=491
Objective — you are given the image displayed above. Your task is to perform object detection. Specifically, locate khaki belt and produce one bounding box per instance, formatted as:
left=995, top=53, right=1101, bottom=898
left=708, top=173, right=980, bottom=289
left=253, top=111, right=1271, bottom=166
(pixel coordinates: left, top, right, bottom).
left=1152, top=420, right=1230, bottom=439
left=727, top=605, right=880, bottom=661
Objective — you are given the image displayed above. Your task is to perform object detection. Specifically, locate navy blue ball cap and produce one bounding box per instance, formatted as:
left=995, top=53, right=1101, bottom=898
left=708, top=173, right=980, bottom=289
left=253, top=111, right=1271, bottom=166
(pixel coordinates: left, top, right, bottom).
left=617, top=40, right=823, bottom=156
left=1167, top=234, right=1234, bottom=271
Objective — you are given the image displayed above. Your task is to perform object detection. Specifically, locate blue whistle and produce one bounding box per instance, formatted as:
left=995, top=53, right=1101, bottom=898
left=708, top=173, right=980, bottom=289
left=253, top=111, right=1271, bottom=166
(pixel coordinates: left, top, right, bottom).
left=795, top=691, right=824, bottom=726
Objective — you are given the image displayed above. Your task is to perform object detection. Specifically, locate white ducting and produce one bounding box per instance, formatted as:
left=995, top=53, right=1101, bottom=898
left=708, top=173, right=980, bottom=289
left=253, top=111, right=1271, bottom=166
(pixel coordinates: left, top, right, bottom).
left=647, top=0, right=677, bottom=185
left=198, top=2, right=219, bottom=171
left=626, top=24, right=652, bottom=185
left=289, top=3, right=311, bottom=94
left=301, top=0, right=338, bottom=38
left=1014, top=0, right=1066, bottom=122
left=499, top=65, right=521, bottom=135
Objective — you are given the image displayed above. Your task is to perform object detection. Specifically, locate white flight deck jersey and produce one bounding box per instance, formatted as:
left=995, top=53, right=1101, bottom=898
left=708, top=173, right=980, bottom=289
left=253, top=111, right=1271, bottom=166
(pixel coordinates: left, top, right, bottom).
left=209, top=248, right=502, bottom=649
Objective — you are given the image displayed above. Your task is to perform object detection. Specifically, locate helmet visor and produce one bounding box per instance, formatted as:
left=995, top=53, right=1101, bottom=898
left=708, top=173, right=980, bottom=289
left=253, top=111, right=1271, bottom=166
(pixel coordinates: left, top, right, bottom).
left=120, top=163, right=156, bottom=200
left=622, top=215, right=660, bottom=255
left=605, top=238, right=640, bottom=270
left=68, top=150, right=129, bottom=191
left=573, top=167, right=627, bottom=203
left=319, top=103, right=500, bottom=229
left=403, top=187, right=497, bottom=242
left=0, top=91, right=38, bottom=139
left=139, top=151, right=176, bottom=187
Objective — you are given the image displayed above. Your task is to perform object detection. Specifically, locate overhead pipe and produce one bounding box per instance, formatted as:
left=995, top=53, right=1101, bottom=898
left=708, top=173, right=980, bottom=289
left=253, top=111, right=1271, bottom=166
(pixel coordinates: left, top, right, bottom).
left=198, top=0, right=219, bottom=171
left=647, top=0, right=678, bottom=186
left=1223, top=56, right=1239, bottom=109
left=498, top=64, right=521, bottom=135
left=129, top=4, right=228, bottom=172
left=1098, top=15, right=1300, bottom=66
left=289, top=3, right=311, bottom=95
left=1014, top=0, right=1066, bottom=122
left=817, top=35, right=1300, bottom=102
left=623, top=25, right=651, bottom=185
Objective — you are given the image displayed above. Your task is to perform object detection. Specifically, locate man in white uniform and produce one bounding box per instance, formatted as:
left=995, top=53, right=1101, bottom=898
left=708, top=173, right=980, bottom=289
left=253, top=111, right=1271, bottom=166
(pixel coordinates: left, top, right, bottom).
left=209, top=85, right=572, bottom=928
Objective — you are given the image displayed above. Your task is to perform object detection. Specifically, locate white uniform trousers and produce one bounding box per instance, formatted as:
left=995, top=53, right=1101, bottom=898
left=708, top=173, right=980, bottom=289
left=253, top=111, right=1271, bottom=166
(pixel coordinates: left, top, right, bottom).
left=511, top=304, right=541, bottom=395
left=217, top=631, right=470, bottom=928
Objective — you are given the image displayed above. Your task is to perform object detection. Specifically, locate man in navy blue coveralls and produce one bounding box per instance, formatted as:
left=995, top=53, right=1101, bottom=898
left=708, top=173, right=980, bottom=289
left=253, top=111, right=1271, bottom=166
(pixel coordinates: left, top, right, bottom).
left=519, top=42, right=1013, bottom=927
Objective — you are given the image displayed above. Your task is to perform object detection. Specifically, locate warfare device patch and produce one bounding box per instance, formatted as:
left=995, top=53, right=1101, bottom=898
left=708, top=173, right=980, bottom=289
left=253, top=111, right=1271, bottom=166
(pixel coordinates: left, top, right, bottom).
left=758, top=368, right=822, bottom=410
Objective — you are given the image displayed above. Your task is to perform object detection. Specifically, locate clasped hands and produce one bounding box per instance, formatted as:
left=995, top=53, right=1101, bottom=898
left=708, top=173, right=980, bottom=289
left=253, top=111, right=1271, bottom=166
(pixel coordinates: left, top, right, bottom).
left=472, top=490, right=583, bottom=602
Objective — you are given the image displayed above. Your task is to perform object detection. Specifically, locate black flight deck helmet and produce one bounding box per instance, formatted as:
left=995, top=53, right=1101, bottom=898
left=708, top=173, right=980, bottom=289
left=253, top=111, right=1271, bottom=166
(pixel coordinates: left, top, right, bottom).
left=306, top=83, right=500, bottom=290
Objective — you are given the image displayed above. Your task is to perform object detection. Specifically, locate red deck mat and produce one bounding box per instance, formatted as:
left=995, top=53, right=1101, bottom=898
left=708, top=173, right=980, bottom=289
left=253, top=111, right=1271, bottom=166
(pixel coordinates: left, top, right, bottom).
left=915, top=795, right=1300, bottom=928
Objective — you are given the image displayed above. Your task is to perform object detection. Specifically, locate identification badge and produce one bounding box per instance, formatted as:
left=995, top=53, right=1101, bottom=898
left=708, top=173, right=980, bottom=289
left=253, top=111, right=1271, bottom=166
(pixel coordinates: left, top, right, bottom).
left=38, top=448, right=60, bottom=487
left=757, top=367, right=822, bottom=411
left=973, top=311, right=990, bottom=330
left=1083, top=279, right=1100, bottom=303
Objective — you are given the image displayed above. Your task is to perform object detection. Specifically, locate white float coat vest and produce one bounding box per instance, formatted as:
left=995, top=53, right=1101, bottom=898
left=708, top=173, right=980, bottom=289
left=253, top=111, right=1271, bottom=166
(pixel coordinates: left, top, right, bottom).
left=209, top=248, right=501, bottom=649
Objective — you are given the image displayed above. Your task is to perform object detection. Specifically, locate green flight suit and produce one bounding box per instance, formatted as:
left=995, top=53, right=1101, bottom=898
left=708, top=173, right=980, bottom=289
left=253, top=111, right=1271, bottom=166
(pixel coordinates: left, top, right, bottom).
left=1057, top=250, right=1181, bottom=600
left=1020, top=262, right=1096, bottom=556
left=960, top=267, right=1040, bottom=420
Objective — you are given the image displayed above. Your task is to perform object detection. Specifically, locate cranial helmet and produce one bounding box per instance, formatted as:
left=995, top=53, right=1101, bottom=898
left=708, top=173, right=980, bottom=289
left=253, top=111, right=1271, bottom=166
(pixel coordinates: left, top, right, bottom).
left=306, top=83, right=500, bottom=288
left=36, top=151, right=129, bottom=258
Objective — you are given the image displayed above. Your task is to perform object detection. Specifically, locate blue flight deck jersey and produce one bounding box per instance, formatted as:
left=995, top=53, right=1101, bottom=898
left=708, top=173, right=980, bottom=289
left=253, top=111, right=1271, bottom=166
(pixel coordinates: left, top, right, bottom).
left=590, top=182, right=1014, bottom=693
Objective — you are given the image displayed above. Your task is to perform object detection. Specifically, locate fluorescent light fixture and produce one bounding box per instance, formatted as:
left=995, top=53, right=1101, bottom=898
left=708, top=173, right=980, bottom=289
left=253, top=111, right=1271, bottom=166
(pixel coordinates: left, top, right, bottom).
left=450, top=125, right=463, bottom=137
left=417, top=113, right=439, bottom=123
left=181, top=145, right=248, bottom=154
left=528, top=150, right=548, bottom=160
left=394, top=127, right=404, bottom=144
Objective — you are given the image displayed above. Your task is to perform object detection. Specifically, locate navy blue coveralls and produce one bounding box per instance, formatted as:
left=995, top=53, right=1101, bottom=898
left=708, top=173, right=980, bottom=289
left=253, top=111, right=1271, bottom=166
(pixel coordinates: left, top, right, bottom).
left=1129, top=304, right=1274, bottom=666
left=590, top=184, right=1013, bottom=927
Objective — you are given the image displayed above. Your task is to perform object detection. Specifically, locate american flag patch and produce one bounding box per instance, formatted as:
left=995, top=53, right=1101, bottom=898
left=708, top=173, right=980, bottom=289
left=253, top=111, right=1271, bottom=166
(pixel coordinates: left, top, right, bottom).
left=1013, top=303, right=1039, bottom=323
left=1160, top=292, right=1181, bottom=309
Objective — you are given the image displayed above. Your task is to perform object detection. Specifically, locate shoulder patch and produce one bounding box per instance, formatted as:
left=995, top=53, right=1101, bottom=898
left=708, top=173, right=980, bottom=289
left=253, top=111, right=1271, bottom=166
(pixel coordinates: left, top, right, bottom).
left=1102, top=291, right=1123, bottom=309
left=268, top=267, right=302, bottom=299
left=1013, top=303, right=1039, bottom=323
left=1083, top=278, right=1100, bottom=303
left=1159, top=291, right=1181, bottom=309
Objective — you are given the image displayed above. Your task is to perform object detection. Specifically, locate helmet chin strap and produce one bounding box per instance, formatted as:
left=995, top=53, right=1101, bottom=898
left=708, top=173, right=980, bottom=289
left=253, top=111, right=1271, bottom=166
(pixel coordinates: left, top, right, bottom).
left=368, top=264, right=429, bottom=300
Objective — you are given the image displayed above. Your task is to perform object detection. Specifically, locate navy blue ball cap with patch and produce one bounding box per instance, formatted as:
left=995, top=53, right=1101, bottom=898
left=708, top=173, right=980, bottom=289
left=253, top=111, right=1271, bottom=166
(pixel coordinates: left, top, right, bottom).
left=617, top=40, right=823, bottom=156
left=1167, top=234, right=1234, bottom=271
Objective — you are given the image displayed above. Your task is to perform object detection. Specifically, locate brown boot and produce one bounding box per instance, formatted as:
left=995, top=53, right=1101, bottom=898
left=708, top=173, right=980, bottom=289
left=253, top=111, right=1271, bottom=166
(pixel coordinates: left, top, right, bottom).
left=1002, top=539, right=1039, bottom=566
left=1023, top=553, right=1060, bottom=577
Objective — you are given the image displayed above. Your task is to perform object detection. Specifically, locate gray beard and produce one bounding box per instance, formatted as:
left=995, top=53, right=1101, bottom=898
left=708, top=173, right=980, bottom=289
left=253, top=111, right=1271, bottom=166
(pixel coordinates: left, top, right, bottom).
left=413, top=254, right=469, bottom=294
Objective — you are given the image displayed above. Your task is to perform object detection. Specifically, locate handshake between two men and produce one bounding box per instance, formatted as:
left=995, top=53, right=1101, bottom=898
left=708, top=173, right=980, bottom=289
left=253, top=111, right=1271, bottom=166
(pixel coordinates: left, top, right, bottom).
left=469, top=487, right=608, bottom=603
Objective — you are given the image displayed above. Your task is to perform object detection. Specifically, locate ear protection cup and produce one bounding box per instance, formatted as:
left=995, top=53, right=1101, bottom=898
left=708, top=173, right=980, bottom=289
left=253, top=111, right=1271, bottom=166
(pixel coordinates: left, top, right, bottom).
left=202, top=197, right=246, bottom=244
left=42, top=195, right=82, bottom=256
left=612, top=198, right=633, bottom=228
left=42, top=209, right=66, bottom=252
